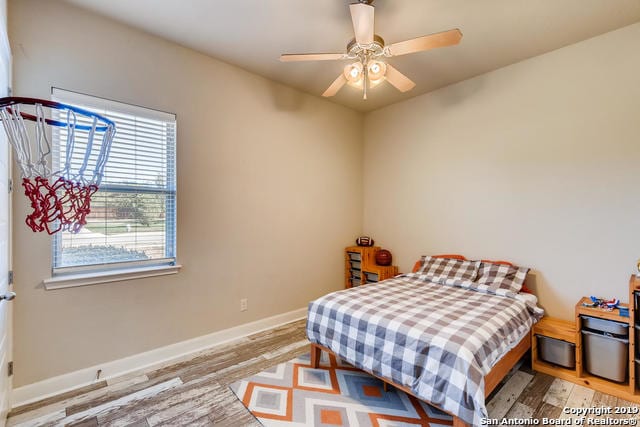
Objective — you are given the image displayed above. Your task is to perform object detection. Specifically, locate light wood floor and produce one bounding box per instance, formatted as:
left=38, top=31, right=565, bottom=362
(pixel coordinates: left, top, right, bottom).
left=7, top=319, right=639, bottom=426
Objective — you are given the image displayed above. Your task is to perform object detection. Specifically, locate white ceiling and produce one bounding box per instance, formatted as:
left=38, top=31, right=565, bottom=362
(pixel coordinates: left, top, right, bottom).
left=63, top=0, right=640, bottom=112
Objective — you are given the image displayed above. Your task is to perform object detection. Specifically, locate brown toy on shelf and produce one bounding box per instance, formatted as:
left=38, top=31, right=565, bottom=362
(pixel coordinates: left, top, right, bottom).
left=355, top=236, right=374, bottom=247
left=375, top=249, right=392, bottom=266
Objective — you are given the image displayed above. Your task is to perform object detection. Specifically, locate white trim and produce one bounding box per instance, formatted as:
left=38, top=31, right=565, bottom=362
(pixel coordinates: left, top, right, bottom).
left=53, top=258, right=177, bottom=275
left=43, top=264, right=183, bottom=290
left=0, top=2, right=10, bottom=80
left=11, top=307, right=307, bottom=407
left=52, top=87, right=176, bottom=122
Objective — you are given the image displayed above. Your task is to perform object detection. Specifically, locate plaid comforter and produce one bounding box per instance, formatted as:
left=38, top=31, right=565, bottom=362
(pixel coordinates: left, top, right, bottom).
left=306, top=273, right=542, bottom=425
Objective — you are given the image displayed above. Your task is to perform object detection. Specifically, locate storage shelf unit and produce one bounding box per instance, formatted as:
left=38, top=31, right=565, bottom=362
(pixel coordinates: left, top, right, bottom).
left=532, top=317, right=578, bottom=380
left=532, top=278, right=640, bottom=402
left=345, top=246, right=398, bottom=288
left=631, top=275, right=640, bottom=391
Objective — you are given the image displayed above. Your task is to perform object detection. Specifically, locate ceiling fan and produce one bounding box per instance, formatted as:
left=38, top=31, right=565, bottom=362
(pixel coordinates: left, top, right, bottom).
left=280, top=0, right=462, bottom=100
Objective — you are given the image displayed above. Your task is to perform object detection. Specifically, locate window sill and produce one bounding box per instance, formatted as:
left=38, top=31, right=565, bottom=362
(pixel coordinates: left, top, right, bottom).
left=43, top=264, right=182, bottom=290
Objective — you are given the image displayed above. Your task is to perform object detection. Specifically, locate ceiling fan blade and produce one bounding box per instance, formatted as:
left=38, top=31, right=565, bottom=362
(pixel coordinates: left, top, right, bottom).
left=349, top=3, right=374, bottom=45
left=385, top=64, right=415, bottom=92
left=280, top=53, right=345, bottom=62
left=322, top=73, right=347, bottom=97
left=387, top=29, right=462, bottom=57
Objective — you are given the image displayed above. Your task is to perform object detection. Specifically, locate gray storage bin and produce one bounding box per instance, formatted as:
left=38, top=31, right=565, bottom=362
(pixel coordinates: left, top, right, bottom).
left=582, top=316, right=628, bottom=335
left=581, top=315, right=629, bottom=382
left=350, top=269, right=361, bottom=279
left=536, top=335, right=575, bottom=369
left=364, top=272, right=379, bottom=283
left=347, top=252, right=361, bottom=262
left=349, top=260, right=361, bottom=270
left=350, top=278, right=361, bottom=287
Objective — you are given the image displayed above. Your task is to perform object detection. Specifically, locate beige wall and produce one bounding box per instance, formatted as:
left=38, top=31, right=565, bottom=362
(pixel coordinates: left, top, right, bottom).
left=9, top=0, right=640, bottom=389
left=9, top=0, right=363, bottom=387
left=364, top=23, right=640, bottom=320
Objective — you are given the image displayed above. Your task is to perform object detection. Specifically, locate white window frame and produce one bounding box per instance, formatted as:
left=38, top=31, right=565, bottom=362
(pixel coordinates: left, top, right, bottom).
left=43, top=88, right=180, bottom=289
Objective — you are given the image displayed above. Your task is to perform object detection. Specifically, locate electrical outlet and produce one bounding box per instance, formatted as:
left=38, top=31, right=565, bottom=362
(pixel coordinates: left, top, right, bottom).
left=240, top=298, right=248, bottom=312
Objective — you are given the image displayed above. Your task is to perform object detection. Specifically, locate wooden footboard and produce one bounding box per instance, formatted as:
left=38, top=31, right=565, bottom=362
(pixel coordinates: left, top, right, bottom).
left=309, top=331, right=531, bottom=427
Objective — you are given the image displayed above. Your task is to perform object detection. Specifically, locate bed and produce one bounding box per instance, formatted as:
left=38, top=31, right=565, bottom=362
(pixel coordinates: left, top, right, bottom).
left=306, top=255, right=544, bottom=426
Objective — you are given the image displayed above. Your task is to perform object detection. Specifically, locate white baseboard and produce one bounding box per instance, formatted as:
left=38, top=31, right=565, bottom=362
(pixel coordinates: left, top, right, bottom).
left=12, top=307, right=307, bottom=407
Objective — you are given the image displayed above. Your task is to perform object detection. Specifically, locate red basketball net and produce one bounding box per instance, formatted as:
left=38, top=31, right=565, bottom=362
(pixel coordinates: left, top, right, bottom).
left=22, top=176, right=98, bottom=235
left=0, top=98, right=115, bottom=234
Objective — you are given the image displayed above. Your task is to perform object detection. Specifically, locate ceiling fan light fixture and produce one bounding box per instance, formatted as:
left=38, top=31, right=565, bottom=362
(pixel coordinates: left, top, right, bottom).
left=344, top=62, right=364, bottom=86
left=281, top=1, right=461, bottom=99
left=367, top=60, right=386, bottom=86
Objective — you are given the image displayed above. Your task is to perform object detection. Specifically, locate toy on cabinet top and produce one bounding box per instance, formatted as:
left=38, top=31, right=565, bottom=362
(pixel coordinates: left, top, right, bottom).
left=376, top=249, right=392, bottom=266
left=356, top=236, right=374, bottom=247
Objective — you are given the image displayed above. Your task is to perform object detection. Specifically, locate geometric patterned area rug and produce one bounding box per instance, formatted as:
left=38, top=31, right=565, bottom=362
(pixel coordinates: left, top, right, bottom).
left=229, top=352, right=453, bottom=426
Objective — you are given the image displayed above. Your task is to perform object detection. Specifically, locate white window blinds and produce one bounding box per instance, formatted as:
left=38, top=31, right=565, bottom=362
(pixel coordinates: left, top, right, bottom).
left=51, top=88, right=177, bottom=273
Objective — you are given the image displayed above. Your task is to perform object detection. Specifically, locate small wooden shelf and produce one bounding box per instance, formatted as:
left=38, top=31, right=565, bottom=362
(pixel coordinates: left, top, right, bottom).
left=531, top=285, right=640, bottom=403
left=532, top=317, right=577, bottom=381
left=575, top=297, right=629, bottom=323
left=533, top=317, right=576, bottom=343
left=344, top=246, right=398, bottom=288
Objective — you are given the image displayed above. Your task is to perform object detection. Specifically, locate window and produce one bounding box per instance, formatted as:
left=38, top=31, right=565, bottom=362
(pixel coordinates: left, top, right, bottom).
left=50, top=88, right=177, bottom=280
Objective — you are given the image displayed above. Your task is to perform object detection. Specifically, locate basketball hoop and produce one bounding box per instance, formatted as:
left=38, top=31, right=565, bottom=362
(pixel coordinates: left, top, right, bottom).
left=0, top=97, right=116, bottom=234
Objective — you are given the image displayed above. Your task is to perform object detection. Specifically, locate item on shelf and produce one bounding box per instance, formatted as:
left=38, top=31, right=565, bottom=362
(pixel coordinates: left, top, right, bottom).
left=637, top=258, right=640, bottom=277
left=364, top=271, right=379, bottom=283
left=532, top=317, right=577, bottom=374
left=536, top=335, right=576, bottom=369
left=355, top=236, right=374, bottom=247
left=375, top=249, right=392, bottom=266
left=588, top=295, right=620, bottom=310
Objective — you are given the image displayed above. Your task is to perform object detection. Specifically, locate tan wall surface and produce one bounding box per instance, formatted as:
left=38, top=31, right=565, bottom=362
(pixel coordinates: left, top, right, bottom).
left=10, top=0, right=640, bottom=388
left=364, top=23, right=640, bottom=321
left=9, top=0, right=363, bottom=387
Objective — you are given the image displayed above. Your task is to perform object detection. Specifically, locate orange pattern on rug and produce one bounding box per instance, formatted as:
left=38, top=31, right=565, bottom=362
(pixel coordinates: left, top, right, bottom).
left=230, top=352, right=453, bottom=426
